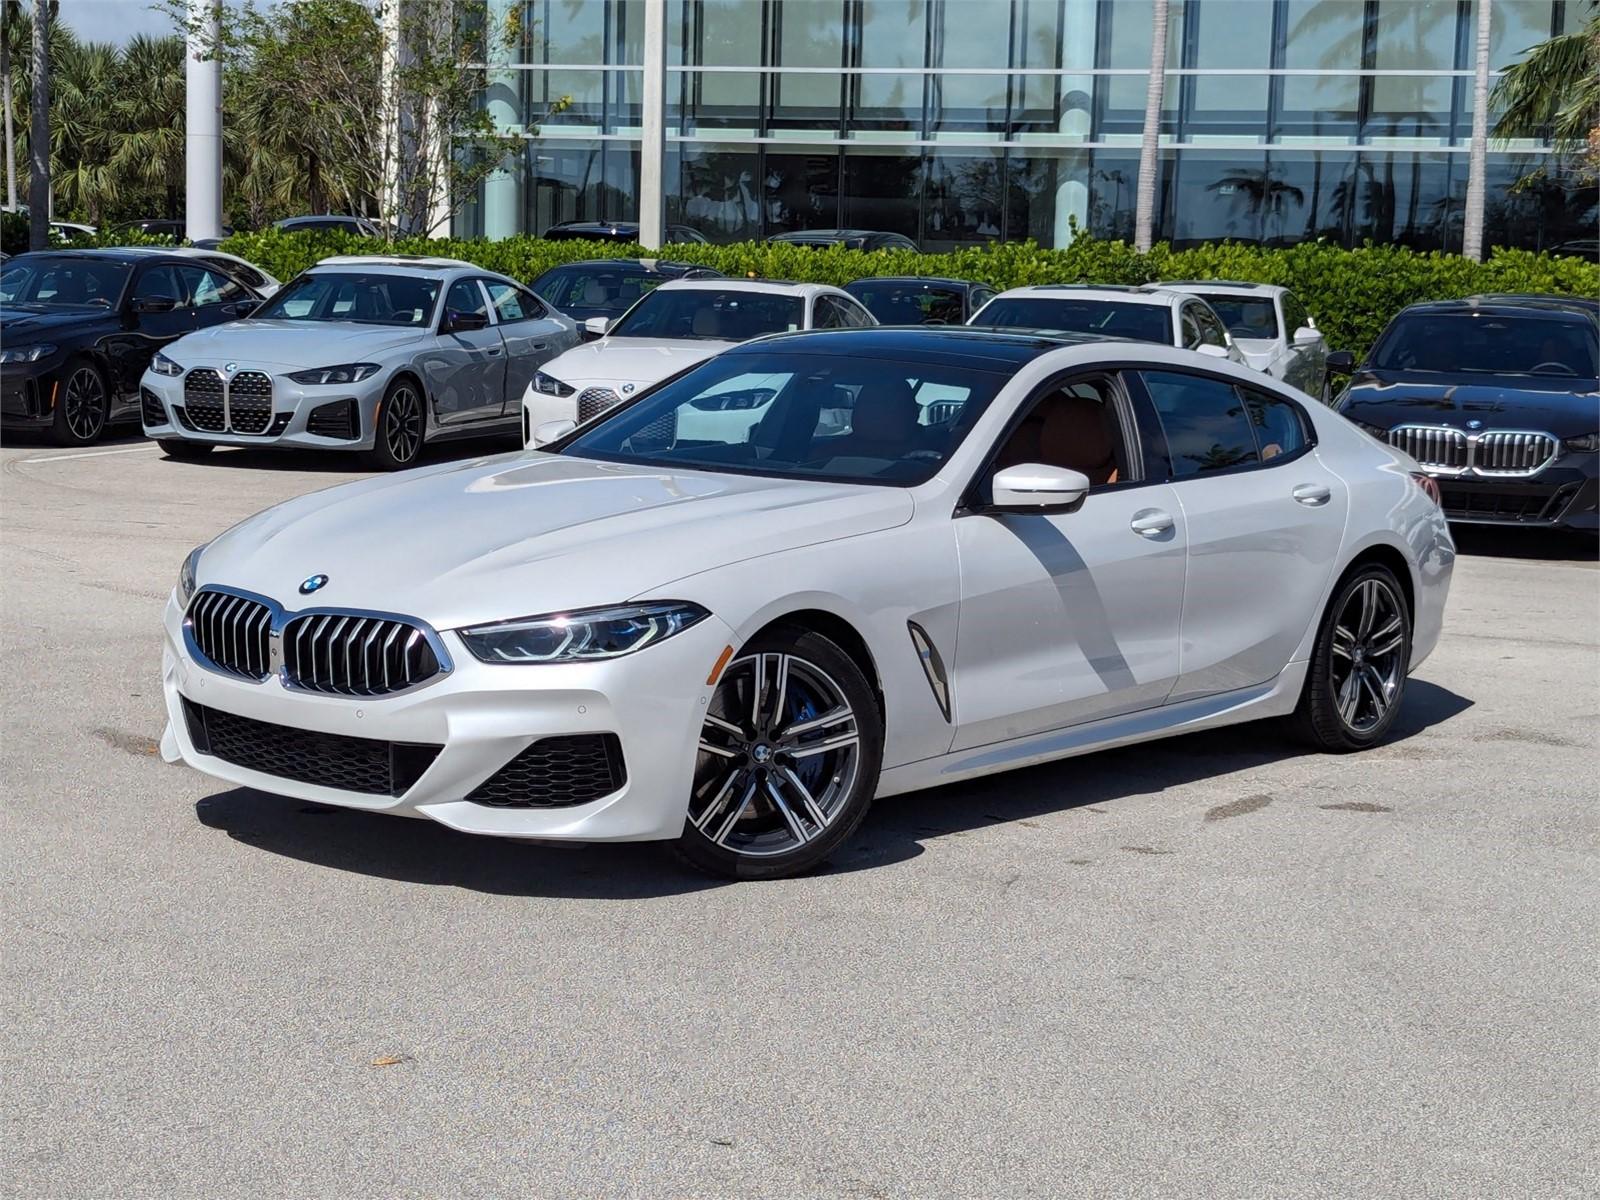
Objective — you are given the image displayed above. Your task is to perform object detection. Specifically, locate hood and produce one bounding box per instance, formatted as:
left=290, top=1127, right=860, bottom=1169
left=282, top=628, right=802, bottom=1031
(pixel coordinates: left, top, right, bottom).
left=166, top=319, right=425, bottom=368
left=542, top=337, right=732, bottom=391
left=1341, top=368, right=1600, bottom=437
left=197, top=452, right=914, bottom=630
left=0, top=305, right=114, bottom=340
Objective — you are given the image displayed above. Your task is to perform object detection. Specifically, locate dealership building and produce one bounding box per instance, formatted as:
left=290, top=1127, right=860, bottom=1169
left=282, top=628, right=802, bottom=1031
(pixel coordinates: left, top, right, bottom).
left=456, top=0, right=1596, bottom=253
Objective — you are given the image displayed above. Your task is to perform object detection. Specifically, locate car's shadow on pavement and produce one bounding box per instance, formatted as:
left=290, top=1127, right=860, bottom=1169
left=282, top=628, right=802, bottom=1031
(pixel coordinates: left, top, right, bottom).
left=1451, top=526, right=1595, bottom=563
left=194, top=680, right=1473, bottom=896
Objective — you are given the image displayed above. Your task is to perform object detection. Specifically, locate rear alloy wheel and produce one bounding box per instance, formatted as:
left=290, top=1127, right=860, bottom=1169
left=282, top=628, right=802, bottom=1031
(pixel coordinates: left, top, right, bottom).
left=1293, top=564, right=1411, bottom=751
left=364, top=379, right=425, bottom=470
left=675, top=626, right=883, bottom=880
left=50, top=360, right=109, bottom=446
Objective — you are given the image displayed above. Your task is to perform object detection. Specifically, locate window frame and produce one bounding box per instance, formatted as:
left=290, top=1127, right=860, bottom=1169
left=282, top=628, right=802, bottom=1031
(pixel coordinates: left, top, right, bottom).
left=1123, top=365, right=1319, bottom=484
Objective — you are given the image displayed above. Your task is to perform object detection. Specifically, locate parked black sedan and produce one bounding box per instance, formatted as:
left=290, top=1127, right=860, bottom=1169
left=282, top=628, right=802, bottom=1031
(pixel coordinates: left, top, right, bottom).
left=769, top=228, right=920, bottom=253
left=530, top=258, right=723, bottom=334
left=541, top=220, right=709, bottom=245
left=843, top=276, right=997, bottom=325
left=0, top=248, right=264, bottom=445
left=1328, top=295, right=1599, bottom=533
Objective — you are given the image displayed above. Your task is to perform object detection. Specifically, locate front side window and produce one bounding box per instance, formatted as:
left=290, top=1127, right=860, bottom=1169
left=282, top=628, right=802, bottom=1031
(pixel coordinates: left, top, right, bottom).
left=533, top=265, right=669, bottom=315
left=1193, top=304, right=1230, bottom=348
left=444, top=279, right=488, bottom=320
left=1179, top=307, right=1203, bottom=349
left=561, top=350, right=1006, bottom=485
left=133, top=265, right=186, bottom=306
left=201, top=256, right=265, bottom=290
left=990, top=377, right=1131, bottom=490
left=609, top=289, right=805, bottom=341
left=1140, top=369, right=1260, bottom=477
left=811, top=296, right=846, bottom=329
left=1369, top=312, right=1598, bottom=378
left=975, top=297, right=1174, bottom=345
left=253, top=272, right=440, bottom=326
left=182, top=265, right=246, bottom=308
left=1200, top=294, right=1279, bottom=340
left=0, top=257, right=130, bottom=307
left=1281, top=292, right=1310, bottom=337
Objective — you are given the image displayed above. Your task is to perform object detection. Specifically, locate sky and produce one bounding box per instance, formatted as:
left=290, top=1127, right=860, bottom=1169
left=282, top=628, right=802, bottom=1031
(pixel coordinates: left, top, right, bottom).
left=55, top=0, right=183, bottom=45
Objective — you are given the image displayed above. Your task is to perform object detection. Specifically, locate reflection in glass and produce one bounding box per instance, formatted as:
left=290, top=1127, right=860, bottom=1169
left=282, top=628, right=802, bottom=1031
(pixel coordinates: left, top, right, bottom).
left=771, top=0, right=844, bottom=133
left=1348, top=153, right=1458, bottom=251
left=1173, top=152, right=1284, bottom=246
left=764, top=152, right=840, bottom=233
left=924, top=151, right=1005, bottom=251
left=1268, top=151, right=1359, bottom=242
left=842, top=148, right=924, bottom=238
left=673, top=144, right=762, bottom=242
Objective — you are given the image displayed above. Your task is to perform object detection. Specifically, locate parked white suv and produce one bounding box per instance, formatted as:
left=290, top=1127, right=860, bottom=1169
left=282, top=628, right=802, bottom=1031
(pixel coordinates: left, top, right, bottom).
left=1149, top=281, right=1331, bottom=399
left=970, top=284, right=1247, bottom=367
left=522, top=279, right=876, bottom=445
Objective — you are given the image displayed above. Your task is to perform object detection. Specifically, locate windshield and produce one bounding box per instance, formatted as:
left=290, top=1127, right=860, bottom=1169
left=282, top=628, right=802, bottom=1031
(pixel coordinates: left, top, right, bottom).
left=1195, top=295, right=1279, bottom=339
left=534, top=265, right=674, bottom=316
left=847, top=282, right=965, bottom=325
left=0, top=257, right=130, bottom=308
left=975, top=297, right=1171, bottom=344
left=254, top=272, right=440, bottom=326
left=609, top=288, right=805, bottom=342
left=559, top=350, right=1005, bottom=485
left=1370, top=313, right=1599, bottom=377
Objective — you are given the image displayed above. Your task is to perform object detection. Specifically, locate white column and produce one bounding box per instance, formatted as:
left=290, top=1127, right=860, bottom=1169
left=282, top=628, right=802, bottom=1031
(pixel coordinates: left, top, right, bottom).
left=637, top=0, right=667, bottom=248
left=184, top=0, right=224, bottom=243
left=482, top=0, right=523, bottom=239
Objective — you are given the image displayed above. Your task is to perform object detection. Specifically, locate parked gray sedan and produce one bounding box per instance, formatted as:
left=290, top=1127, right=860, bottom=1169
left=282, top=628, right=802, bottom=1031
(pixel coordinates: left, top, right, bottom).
left=140, top=256, right=578, bottom=468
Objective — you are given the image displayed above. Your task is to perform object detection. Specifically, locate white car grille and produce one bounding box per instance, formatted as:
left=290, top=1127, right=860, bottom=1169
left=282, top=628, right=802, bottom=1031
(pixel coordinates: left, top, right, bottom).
left=577, top=387, right=622, bottom=423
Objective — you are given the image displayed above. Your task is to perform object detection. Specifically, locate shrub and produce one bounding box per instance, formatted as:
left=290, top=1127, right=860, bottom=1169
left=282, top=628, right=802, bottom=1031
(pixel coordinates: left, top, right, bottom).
left=215, top=228, right=1600, bottom=358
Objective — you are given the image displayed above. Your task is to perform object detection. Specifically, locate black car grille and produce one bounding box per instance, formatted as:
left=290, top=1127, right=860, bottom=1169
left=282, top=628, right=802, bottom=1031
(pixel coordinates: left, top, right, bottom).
left=182, top=369, right=228, bottom=431
left=188, top=589, right=273, bottom=680
left=577, top=387, right=621, bottom=423
left=1440, top=481, right=1577, bottom=524
left=307, top=398, right=358, bottom=440
left=140, top=387, right=168, bottom=428
left=182, top=698, right=442, bottom=797
left=282, top=612, right=443, bottom=695
left=228, top=370, right=273, bottom=434
left=466, top=735, right=627, bottom=808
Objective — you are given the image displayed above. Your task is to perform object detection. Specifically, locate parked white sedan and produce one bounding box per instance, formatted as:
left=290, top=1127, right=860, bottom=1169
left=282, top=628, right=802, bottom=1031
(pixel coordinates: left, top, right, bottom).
left=162, top=328, right=1453, bottom=880
left=971, top=284, right=1247, bottom=366
left=521, top=278, right=875, bottom=444
left=1150, top=280, right=1331, bottom=399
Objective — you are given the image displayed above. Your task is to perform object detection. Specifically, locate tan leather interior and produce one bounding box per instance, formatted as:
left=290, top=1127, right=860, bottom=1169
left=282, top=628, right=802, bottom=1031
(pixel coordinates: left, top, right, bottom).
left=995, top=387, right=1122, bottom=486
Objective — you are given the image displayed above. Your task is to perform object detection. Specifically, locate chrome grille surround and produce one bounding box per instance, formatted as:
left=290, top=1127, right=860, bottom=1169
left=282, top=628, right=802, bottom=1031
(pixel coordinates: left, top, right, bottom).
left=180, top=367, right=278, bottom=435
left=577, top=387, right=621, bottom=423
left=1386, top=424, right=1559, bottom=478
left=183, top=586, right=452, bottom=698
left=227, top=370, right=274, bottom=434
left=182, top=369, right=228, bottom=431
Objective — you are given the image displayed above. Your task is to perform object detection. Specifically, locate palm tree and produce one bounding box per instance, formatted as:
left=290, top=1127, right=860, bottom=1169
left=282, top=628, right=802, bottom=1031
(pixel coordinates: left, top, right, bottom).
left=1134, top=0, right=1170, bottom=252
left=47, top=35, right=118, bottom=222
left=1462, top=0, right=1493, bottom=261
left=1206, top=169, right=1307, bottom=244
left=1490, top=0, right=1600, bottom=183
left=108, top=35, right=186, bottom=219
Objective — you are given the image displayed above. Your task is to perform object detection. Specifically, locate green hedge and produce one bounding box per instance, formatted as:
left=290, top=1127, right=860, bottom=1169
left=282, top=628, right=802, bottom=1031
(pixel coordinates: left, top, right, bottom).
left=197, top=228, right=1597, bottom=358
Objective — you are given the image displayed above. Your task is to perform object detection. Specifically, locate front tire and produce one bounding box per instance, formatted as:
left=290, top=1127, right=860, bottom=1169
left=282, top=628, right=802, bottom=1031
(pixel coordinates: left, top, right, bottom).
left=363, top=378, right=426, bottom=471
left=50, top=359, right=110, bottom=446
left=675, top=625, right=883, bottom=880
left=1292, top=563, right=1412, bottom=752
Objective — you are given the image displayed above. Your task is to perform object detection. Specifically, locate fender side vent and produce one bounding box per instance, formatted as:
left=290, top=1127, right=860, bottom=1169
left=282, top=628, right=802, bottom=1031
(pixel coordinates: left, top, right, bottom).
left=907, top=621, right=951, bottom=722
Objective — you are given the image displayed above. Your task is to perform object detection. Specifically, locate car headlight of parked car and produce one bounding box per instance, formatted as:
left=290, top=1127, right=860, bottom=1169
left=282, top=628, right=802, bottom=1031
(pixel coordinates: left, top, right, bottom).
left=1563, top=432, right=1599, bottom=453
left=150, top=351, right=184, bottom=376
left=533, top=371, right=575, bottom=397
left=458, top=602, right=709, bottom=664
left=0, top=342, right=55, bottom=364
left=177, top=543, right=207, bottom=606
left=287, top=363, right=382, bottom=385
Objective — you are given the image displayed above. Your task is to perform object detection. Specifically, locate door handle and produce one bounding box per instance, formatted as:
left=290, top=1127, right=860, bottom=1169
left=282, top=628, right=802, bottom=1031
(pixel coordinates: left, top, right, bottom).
left=1130, top=509, right=1174, bottom=538
left=532, top=343, right=548, bottom=351
left=1292, top=483, right=1332, bottom=506
left=487, top=347, right=503, bottom=356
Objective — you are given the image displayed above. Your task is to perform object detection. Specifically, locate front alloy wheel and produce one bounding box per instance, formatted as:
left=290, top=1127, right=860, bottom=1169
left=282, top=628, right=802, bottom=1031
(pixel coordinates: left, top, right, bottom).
left=365, top=380, right=425, bottom=470
left=1293, top=563, right=1412, bottom=751
left=676, top=626, right=883, bottom=879
left=51, top=361, right=109, bottom=446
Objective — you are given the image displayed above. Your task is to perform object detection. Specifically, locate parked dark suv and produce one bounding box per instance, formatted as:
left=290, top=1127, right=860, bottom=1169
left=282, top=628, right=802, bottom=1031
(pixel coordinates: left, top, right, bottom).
left=1328, top=295, right=1598, bottom=533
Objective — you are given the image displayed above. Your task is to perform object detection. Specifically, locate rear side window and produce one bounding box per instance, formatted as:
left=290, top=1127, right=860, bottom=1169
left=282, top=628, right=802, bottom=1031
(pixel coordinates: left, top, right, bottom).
left=1139, top=370, right=1259, bottom=477
left=1240, top=387, right=1308, bottom=460
left=484, top=279, right=544, bottom=322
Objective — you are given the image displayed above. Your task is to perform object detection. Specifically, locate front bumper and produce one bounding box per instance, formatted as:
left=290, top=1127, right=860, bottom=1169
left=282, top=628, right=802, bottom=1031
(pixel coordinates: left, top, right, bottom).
left=0, top=359, right=59, bottom=427
left=160, top=593, right=736, bottom=841
left=140, top=367, right=387, bottom=451
left=1435, top=459, right=1598, bottom=531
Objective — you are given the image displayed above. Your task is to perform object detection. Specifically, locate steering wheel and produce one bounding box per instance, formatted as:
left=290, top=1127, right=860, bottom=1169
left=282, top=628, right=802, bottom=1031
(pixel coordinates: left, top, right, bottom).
left=1530, top=360, right=1576, bottom=376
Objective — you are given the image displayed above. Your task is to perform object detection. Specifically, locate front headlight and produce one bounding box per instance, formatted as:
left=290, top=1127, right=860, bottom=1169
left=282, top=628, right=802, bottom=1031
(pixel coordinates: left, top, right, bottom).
left=1563, top=432, right=1599, bottom=453
left=287, top=362, right=381, bottom=385
left=458, top=602, right=709, bottom=664
left=177, top=543, right=207, bottom=606
left=151, top=351, right=184, bottom=376
left=0, top=342, right=55, bottom=364
left=533, top=370, right=575, bottom=397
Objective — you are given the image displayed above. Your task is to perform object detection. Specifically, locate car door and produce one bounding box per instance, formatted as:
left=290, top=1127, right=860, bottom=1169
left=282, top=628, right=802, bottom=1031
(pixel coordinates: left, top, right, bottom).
left=179, top=264, right=256, bottom=329
left=427, top=278, right=507, bottom=425
left=1280, top=291, right=1327, bottom=394
left=1127, top=367, right=1348, bottom=703
left=483, top=279, right=570, bottom=415
left=951, top=372, right=1187, bottom=749
left=110, top=263, right=199, bottom=402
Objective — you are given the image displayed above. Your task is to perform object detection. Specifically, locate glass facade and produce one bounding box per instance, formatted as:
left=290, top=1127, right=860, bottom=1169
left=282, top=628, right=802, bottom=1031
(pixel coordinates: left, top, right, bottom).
left=457, top=0, right=1597, bottom=252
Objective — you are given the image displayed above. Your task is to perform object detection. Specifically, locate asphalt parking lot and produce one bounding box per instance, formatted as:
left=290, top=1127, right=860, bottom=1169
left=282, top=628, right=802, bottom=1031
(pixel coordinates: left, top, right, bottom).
left=2, top=432, right=1595, bottom=1199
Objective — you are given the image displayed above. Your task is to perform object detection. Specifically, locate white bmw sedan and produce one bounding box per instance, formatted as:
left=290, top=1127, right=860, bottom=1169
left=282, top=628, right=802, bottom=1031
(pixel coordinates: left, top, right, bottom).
left=161, top=328, right=1454, bottom=880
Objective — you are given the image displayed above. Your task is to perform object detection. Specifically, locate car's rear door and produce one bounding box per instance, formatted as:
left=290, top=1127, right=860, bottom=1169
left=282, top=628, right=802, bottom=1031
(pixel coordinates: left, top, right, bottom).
left=483, top=279, right=570, bottom=414
left=1126, top=367, right=1348, bottom=702
left=428, top=278, right=506, bottom=425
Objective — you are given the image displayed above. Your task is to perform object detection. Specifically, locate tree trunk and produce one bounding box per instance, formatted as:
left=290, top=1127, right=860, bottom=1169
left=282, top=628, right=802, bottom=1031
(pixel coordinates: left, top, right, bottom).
left=1462, top=0, right=1493, bottom=261
left=2, top=10, right=15, bottom=211
left=27, top=0, right=46, bottom=249
left=1134, top=0, right=1169, bottom=253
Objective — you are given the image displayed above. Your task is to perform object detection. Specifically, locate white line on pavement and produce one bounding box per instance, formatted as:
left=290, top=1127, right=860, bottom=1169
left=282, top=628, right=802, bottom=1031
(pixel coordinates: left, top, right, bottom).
left=21, top=445, right=162, bottom=464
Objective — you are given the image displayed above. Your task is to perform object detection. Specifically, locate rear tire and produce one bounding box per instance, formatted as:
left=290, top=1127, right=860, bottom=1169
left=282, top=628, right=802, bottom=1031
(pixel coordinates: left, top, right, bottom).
left=363, top=378, right=426, bottom=471
left=158, top=439, right=214, bottom=460
left=50, top=358, right=109, bottom=446
left=673, top=625, right=883, bottom=880
left=1291, top=562, right=1412, bottom=752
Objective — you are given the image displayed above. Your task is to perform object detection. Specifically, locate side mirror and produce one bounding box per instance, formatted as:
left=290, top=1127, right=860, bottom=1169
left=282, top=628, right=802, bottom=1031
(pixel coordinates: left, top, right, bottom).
left=1196, top=343, right=1231, bottom=359
left=442, top=308, right=490, bottom=334
left=131, top=296, right=179, bottom=314
left=1292, top=325, right=1323, bottom=348
left=231, top=298, right=261, bottom=317
left=532, top=418, right=576, bottom=447
left=989, top=463, right=1091, bottom=512
left=1325, top=349, right=1356, bottom=375
left=582, top=316, right=613, bottom=339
